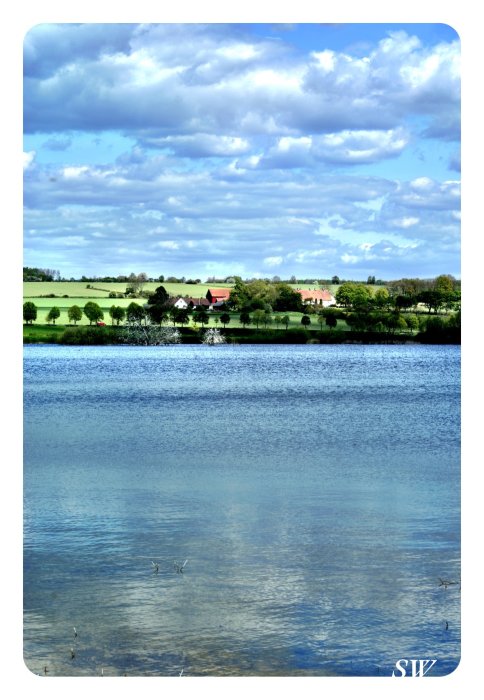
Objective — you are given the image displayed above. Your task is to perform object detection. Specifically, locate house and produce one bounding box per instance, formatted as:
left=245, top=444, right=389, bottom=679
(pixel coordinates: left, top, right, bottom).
left=186, top=297, right=210, bottom=308
left=297, top=288, right=335, bottom=307
left=165, top=296, right=188, bottom=309
left=206, top=288, right=232, bottom=306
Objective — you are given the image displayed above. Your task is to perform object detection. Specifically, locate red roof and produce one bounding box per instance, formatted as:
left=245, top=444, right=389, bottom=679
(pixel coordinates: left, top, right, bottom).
left=207, top=288, right=231, bottom=297
left=298, top=289, right=334, bottom=301
left=206, top=288, right=232, bottom=303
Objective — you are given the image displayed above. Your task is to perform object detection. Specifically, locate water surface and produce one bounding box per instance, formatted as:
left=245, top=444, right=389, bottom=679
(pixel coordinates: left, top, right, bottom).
left=23, top=344, right=460, bottom=676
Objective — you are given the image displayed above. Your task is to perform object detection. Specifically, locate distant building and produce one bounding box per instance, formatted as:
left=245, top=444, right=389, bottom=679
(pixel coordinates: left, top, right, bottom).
left=206, top=288, right=232, bottom=305
left=297, top=289, right=335, bottom=307
left=187, top=297, right=209, bottom=308
left=173, top=297, right=189, bottom=309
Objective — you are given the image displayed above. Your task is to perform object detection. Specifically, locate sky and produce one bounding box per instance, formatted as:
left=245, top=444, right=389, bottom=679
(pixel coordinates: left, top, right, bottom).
left=23, top=22, right=461, bottom=281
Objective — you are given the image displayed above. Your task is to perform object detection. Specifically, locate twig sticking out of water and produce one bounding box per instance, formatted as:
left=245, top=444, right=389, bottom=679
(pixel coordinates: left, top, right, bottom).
left=70, top=648, right=76, bottom=660
left=73, top=626, right=77, bottom=638
left=151, top=561, right=159, bottom=574
left=174, top=559, right=188, bottom=574
left=179, top=668, right=184, bottom=676
left=43, top=666, right=48, bottom=675
left=438, top=577, right=459, bottom=589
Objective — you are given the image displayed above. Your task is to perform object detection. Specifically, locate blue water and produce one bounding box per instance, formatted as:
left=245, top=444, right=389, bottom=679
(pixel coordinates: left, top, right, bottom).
left=23, top=344, right=460, bottom=676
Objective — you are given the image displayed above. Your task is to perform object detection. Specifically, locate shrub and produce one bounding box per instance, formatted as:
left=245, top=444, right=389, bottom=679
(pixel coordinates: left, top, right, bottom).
left=201, top=328, right=226, bottom=344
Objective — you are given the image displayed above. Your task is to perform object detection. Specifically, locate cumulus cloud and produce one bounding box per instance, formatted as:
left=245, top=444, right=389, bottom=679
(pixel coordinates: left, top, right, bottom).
left=22, top=24, right=460, bottom=280
left=24, top=24, right=460, bottom=142
left=23, top=151, right=35, bottom=170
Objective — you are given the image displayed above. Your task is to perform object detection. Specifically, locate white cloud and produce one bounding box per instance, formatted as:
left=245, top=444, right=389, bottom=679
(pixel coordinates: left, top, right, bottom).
left=156, top=240, right=179, bottom=249
left=23, top=151, right=35, bottom=170
left=263, top=256, right=283, bottom=266
left=392, top=217, right=420, bottom=228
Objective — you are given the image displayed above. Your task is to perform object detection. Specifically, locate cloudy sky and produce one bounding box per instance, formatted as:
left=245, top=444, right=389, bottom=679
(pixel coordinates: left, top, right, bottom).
left=23, top=22, right=461, bottom=281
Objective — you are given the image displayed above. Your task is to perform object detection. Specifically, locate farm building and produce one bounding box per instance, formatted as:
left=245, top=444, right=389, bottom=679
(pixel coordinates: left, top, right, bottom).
left=297, top=289, right=336, bottom=307
left=206, top=288, right=231, bottom=305
left=167, top=296, right=210, bottom=309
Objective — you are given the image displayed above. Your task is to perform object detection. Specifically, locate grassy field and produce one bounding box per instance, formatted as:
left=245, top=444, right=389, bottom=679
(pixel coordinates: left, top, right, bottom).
left=23, top=281, right=345, bottom=328
left=23, top=308, right=347, bottom=331
left=23, top=280, right=344, bottom=298
left=23, top=281, right=215, bottom=299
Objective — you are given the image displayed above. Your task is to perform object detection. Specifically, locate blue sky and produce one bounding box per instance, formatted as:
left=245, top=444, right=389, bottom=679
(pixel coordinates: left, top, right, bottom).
left=23, top=22, right=461, bottom=280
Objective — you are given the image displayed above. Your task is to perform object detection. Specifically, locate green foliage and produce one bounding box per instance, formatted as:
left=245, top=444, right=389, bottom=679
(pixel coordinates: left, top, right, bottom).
left=126, top=302, right=145, bottom=324
left=324, top=311, right=338, bottom=329
left=252, top=309, right=265, bottom=328
left=404, top=314, right=418, bottom=333
left=148, top=304, right=168, bottom=325
left=109, top=305, right=126, bottom=325
left=46, top=306, right=60, bottom=324
left=60, top=326, right=112, bottom=345
left=83, top=301, right=104, bottom=325
left=193, top=308, right=209, bottom=326
left=67, top=305, right=82, bottom=325
left=301, top=315, right=311, bottom=327
left=274, top=283, right=304, bottom=312
left=335, top=282, right=372, bottom=310
left=23, top=301, right=37, bottom=324
left=220, top=312, right=230, bottom=328
left=148, top=285, right=169, bottom=306
left=170, top=307, right=189, bottom=326
left=239, top=311, right=251, bottom=327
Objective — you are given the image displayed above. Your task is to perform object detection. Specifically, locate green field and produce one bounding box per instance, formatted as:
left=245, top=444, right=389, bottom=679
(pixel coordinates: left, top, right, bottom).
left=23, top=281, right=344, bottom=328
left=23, top=281, right=215, bottom=299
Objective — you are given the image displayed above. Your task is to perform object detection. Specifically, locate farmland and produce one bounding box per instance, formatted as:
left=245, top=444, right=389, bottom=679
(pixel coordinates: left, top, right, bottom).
left=22, top=281, right=341, bottom=328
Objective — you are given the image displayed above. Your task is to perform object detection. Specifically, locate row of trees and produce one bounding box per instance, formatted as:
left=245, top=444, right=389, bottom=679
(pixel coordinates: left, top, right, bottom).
left=334, top=276, right=460, bottom=315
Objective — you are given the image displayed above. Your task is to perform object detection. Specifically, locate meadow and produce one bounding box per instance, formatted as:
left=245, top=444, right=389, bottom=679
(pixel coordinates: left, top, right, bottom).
left=23, top=281, right=343, bottom=329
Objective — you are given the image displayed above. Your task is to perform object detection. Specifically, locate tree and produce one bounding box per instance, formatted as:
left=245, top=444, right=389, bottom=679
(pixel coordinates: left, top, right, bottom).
left=434, top=274, right=456, bottom=294
left=46, top=306, right=60, bottom=324
left=23, top=301, right=37, bottom=324
left=68, top=305, right=82, bottom=325
left=109, top=305, right=126, bottom=325
left=148, top=304, right=168, bottom=326
left=335, top=282, right=372, bottom=310
left=281, top=315, right=290, bottom=330
left=374, top=288, right=390, bottom=310
left=323, top=309, right=338, bottom=330
left=301, top=315, right=311, bottom=328
left=274, top=283, right=304, bottom=312
left=262, top=311, right=272, bottom=328
left=126, top=302, right=145, bottom=324
left=331, top=275, right=340, bottom=285
left=172, top=308, right=189, bottom=326
left=148, top=285, right=169, bottom=306
left=405, top=314, right=418, bottom=334
left=137, top=272, right=148, bottom=292
left=84, top=301, right=104, bottom=325
left=239, top=311, right=251, bottom=328
left=193, top=308, right=209, bottom=327
left=220, top=312, right=230, bottom=328
left=252, top=309, right=265, bottom=328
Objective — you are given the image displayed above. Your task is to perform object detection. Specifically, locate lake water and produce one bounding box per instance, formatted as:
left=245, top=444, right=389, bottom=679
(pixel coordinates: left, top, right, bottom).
left=23, top=344, right=460, bottom=677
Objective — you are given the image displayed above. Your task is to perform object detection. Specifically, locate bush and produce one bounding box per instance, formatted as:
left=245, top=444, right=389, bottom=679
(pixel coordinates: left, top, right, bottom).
left=60, top=327, right=112, bottom=345
left=201, top=328, right=226, bottom=344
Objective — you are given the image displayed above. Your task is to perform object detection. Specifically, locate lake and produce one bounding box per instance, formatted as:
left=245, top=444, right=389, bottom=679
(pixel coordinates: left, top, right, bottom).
left=23, top=344, right=460, bottom=676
